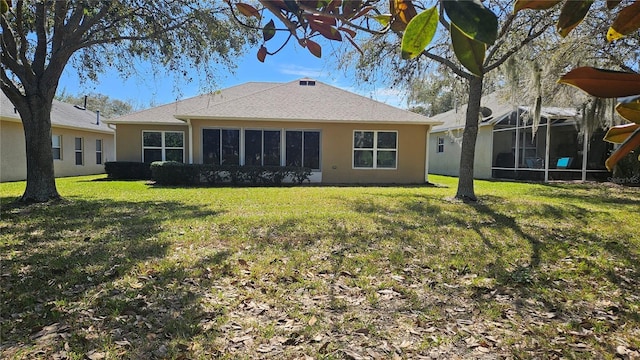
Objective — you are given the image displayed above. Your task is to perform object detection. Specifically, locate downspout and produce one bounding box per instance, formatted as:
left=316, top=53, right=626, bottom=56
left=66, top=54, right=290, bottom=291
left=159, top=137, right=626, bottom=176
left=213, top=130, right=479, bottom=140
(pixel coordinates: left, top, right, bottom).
left=424, top=126, right=430, bottom=183
left=187, top=119, right=193, bottom=164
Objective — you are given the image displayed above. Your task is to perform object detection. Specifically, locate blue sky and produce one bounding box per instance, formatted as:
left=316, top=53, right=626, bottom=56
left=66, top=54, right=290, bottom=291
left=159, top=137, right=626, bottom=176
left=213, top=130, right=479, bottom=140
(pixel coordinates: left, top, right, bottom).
left=57, top=42, right=408, bottom=111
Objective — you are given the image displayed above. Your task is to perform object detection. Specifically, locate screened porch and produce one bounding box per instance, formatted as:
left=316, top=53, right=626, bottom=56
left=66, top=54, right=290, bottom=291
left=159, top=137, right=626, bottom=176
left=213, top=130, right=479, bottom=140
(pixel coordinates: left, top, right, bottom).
left=491, top=109, right=612, bottom=182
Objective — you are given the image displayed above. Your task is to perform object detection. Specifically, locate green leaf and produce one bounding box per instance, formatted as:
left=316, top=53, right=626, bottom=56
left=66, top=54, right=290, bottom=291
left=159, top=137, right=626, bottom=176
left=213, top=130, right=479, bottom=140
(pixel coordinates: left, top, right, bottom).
left=607, top=1, right=640, bottom=42
left=558, top=67, right=640, bottom=98
left=513, top=0, right=562, bottom=13
left=450, top=24, right=485, bottom=77
left=443, top=0, right=498, bottom=45
left=1, top=0, right=9, bottom=14
left=372, top=14, right=392, bottom=27
left=400, top=7, right=438, bottom=60
left=557, top=0, right=593, bottom=37
left=263, top=19, right=276, bottom=41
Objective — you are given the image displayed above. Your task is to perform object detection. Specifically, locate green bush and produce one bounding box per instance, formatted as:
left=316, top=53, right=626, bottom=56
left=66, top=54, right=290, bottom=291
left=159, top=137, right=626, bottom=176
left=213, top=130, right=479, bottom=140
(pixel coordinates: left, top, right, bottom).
left=150, top=163, right=312, bottom=186
left=104, top=161, right=152, bottom=180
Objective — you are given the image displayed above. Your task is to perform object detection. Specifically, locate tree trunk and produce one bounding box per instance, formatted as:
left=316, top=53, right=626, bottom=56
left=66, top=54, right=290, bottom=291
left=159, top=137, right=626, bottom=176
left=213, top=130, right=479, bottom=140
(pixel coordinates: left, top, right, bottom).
left=455, top=75, right=483, bottom=202
left=18, top=95, right=60, bottom=203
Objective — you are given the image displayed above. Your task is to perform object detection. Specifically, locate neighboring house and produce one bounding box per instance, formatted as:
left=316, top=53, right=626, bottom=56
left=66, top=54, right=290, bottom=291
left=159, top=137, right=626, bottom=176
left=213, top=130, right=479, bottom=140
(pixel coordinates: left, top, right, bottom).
left=1, top=92, right=114, bottom=182
left=429, top=93, right=612, bottom=182
left=105, top=79, right=442, bottom=184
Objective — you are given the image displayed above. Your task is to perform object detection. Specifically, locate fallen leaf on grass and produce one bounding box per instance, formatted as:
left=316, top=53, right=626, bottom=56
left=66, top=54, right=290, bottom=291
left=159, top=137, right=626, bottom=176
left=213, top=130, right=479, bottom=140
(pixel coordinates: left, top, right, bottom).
left=308, top=315, right=317, bottom=326
left=86, top=350, right=106, bottom=360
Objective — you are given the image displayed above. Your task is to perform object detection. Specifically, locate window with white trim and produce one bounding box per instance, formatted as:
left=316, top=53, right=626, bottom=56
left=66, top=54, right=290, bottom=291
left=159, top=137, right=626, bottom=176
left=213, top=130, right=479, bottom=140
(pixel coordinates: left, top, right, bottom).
left=142, top=131, right=184, bottom=163
left=353, top=130, right=397, bottom=169
left=437, top=137, right=445, bottom=153
left=96, top=139, right=103, bottom=164
left=52, top=135, right=62, bottom=160
left=74, top=137, right=83, bottom=165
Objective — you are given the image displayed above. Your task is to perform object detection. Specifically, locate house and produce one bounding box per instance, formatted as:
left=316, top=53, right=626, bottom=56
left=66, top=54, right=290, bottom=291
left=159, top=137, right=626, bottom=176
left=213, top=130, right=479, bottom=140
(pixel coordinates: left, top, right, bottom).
left=428, top=93, right=612, bottom=182
left=1, top=92, right=115, bottom=182
left=105, top=79, right=442, bottom=184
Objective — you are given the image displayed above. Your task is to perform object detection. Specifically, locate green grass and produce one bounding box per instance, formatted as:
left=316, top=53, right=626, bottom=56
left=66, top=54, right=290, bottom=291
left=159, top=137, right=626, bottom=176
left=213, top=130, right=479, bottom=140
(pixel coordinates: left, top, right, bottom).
left=1, top=175, right=639, bottom=359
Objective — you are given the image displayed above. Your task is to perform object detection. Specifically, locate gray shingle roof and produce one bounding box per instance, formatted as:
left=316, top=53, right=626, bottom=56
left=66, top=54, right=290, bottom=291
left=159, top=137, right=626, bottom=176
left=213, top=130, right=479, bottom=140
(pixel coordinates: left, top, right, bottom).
left=106, top=79, right=441, bottom=125
left=106, top=82, right=281, bottom=124
left=1, top=91, right=114, bottom=134
left=431, top=92, right=578, bottom=132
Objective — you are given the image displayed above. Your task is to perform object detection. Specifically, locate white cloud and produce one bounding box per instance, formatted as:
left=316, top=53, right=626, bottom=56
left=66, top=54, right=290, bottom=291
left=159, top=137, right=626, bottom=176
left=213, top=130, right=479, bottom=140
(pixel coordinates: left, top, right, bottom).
left=278, top=64, right=327, bottom=78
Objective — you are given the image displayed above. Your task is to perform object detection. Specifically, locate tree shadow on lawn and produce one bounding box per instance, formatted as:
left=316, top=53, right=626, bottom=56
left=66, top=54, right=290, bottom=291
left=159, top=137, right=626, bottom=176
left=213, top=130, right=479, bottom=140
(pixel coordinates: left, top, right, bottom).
left=345, top=191, right=639, bottom=309
left=529, top=182, right=640, bottom=207
left=0, top=197, right=228, bottom=359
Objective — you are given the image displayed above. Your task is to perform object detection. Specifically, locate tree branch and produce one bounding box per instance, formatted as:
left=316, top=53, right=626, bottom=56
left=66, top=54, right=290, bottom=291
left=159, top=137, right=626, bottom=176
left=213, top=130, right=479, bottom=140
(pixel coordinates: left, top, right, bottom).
left=484, top=21, right=552, bottom=73
left=33, top=2, right=48, bottom=77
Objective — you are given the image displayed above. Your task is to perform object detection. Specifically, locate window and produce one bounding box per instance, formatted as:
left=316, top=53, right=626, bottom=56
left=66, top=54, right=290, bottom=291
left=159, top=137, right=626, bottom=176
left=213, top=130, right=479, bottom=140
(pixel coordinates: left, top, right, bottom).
left=96, top=139, right=103, bottom=164
left=74, top=137, right=83, bottom=165
left=52, top=135, right=61, bottom=160
left=353, top=131, right=397, bottom=169
left=244, top=129, right=281, bottom=166
left=142, top=131, right=184, bottom=163
left=437, top=137, right=444, bottom=153
left=286, top=130, right=320, bottom=170
left=202, top=129, right=240, bottom=165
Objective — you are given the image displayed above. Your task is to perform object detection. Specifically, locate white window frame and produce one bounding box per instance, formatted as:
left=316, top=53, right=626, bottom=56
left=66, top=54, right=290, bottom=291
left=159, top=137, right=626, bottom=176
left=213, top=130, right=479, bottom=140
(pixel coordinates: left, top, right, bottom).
left=437, top=136, right=445, bottom=153
left=352, top=130, right=398, bottom=170
left=96, top=139, right=103, bottom=164
left=142, top=130, right=185, bottom=163
left=74, top=137, right=84, bottom=166
left=52, top=134, right=62, bottom=160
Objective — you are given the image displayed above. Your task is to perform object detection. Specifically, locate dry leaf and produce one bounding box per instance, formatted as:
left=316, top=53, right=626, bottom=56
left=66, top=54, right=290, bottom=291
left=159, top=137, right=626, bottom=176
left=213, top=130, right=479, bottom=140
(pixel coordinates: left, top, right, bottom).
left=308, top=315, right=317, bottom=326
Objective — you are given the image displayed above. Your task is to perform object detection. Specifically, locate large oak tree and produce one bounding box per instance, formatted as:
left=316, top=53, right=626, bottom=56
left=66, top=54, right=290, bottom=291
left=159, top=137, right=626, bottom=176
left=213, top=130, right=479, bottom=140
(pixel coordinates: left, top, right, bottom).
left=1, top=1, right=251, bottom=202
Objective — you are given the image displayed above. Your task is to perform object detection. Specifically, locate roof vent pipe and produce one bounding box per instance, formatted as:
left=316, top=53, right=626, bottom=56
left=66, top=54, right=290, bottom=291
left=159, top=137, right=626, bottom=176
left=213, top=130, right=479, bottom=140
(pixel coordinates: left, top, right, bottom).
left=84, top=95, right=88, bottom=109
left=96, top=110, right=100, bottom=125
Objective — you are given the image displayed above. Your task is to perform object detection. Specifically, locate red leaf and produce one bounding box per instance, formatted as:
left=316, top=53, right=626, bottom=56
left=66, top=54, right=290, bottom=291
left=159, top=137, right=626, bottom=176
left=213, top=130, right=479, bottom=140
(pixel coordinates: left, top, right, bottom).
left=559, top=67, right=640, bottom=98
left=236, top=3, right=260, bottom=18
left=257, top=45, right=267, bottom=62
left=306, top=39, right=322, bottom=58
left=309, top=20, right=342, bottom=41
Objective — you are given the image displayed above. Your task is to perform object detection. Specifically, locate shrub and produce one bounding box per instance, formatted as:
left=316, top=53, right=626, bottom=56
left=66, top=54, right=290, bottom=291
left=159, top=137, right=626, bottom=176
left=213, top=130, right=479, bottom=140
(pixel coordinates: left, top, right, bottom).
left=150, top=163, right=312, bottom=186
left=104, top=161, right=152, bottom=180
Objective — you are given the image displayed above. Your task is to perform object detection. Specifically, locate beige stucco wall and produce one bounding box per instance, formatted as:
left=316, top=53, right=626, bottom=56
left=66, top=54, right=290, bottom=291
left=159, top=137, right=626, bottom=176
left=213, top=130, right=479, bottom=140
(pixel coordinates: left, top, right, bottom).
left=428, top=126, right=493, bottom=179
left=127, top=119, right=433, bottom=184
left=114, top=124, right=190, bottom=162
left=1, top=119, right=27, bottom=182
left=1, top=118, right=114, bottom=182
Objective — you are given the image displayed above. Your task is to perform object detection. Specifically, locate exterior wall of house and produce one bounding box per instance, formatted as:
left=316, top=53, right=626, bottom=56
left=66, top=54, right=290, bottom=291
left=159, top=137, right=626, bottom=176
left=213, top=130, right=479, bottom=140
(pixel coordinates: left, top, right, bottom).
left=186, top=119, right=431, bottom=184
left=114, top=124, right=190, bottom=162
left=1, top=119, right=27, bottom=182
left=1, top=118, right=114, bottom=182
left=428, top=126, right=493, bottom=179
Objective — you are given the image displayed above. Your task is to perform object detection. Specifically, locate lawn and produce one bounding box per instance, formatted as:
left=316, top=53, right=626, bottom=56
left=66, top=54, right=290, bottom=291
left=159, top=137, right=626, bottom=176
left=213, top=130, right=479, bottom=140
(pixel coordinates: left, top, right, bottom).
left=1, top=175, right=639, bottom=359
